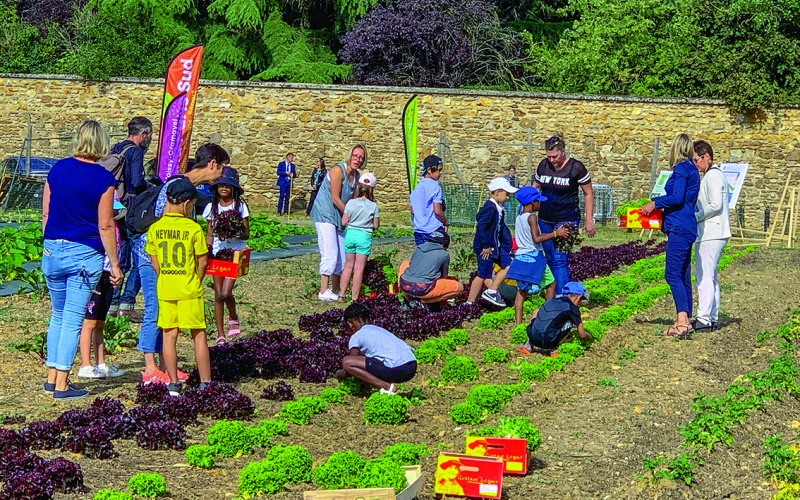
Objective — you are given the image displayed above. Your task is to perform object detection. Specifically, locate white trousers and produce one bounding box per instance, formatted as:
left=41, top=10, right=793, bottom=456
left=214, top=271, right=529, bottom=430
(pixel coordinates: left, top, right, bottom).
left=695, top=238, right=728, bottom=323
left=315, top=222, right=345, bottom=276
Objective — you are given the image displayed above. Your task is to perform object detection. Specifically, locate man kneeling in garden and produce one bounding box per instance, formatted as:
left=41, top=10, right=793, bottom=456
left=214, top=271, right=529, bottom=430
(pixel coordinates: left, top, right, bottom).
left=518, top=282, right=591, bottom=355
left=336, top=303, right=417, bottom=395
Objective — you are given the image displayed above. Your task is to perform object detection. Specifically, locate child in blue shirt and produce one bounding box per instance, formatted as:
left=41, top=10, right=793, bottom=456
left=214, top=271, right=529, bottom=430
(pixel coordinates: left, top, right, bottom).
left=466, top=177, right=517, bottom=304
left=410, top=155, right=449, bottom=245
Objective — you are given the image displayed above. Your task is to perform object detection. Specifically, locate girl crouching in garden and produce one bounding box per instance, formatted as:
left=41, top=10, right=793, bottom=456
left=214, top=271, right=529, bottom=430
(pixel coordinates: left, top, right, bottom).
left=203, top=168, right=249, bottom=345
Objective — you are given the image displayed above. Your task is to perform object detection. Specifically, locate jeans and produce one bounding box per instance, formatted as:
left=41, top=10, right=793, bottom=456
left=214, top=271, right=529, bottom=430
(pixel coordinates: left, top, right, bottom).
left=42, top=240, right=103, bottom=371
left=538, top=219, right=579, bottom=295
left=278, top=184, right=290, bottom=214
left=133, top=235, right=162, bottom=353
left=117, top=264, right=141, bottom=307
left=665, top=231, right=695, bottom=316
left=695, top=238, right=727, bottom=323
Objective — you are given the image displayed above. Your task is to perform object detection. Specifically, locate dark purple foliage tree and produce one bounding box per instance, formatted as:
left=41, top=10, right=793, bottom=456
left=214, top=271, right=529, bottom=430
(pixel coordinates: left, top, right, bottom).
left=17, top=0, right=86, bottom=28
left=340, top=0, right=527, bottom=88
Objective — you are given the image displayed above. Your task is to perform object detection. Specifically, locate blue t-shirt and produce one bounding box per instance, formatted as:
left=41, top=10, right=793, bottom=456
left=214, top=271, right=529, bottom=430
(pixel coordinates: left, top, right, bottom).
left=44, top=157, right=117, bottom=255
left=527, top=296, right=582, bottom=348
left=410, top=178, right=443, bottom=234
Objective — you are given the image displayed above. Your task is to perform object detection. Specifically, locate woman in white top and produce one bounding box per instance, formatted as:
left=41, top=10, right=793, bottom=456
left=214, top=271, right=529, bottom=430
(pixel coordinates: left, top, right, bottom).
left=692, top=140, right=730, bottom=332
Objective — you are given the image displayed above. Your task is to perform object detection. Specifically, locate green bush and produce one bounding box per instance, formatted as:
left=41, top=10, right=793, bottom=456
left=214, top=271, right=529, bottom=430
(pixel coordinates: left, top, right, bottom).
left=469, top=416, right=542, bottom=452
left=312, top=451, right=367, bottom=489
left=267, top=444, right=314, bottom=484
left=364, top=393, right=409, bottom=425
left=381, top=442, right=431, bottom=466
left=238, top=461, right=287, bottom=496
left=441, top=356, right=479, bottom=383
left=338, top=377, right=373, bottom=396
left=510, top=323, right=529, bottom=344
left=450, top=402, right=484, bottom=425
left=518, top=361, right=549, bottom=382
left=185, top=444, right=217, bottom=469
left=356, top=457, right=408, bottom=492
left=93, top=491, right=132, bottom=500
left=445, top=328, right=470, bottom=345
left=207, top=420, right=253, bottom=457
left=128, top=473, right=166, bottom=499
left=320, top=387, right=347, bottom=404
left=279, top=396, right=328, bottom=424
left=640, top=266, right=666, bottom=283
left=483, top=347, right=509, bottom=363
left=466, top=384, right=522, bottom=413
left=251, top=419, right=289, bottom=448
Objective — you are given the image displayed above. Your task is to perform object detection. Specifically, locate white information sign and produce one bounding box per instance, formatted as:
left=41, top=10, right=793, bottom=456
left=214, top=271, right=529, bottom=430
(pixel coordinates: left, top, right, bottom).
left=719, top=163, right=749, bottom=211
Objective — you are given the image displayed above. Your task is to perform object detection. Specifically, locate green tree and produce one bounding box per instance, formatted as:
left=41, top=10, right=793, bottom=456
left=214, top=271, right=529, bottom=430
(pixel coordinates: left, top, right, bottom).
left=0, top=5, right=62, bottom=74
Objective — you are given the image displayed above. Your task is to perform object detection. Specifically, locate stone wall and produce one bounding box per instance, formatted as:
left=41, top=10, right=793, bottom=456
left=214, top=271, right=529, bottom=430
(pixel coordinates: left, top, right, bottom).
left=2, top=75, right=799, bottom=227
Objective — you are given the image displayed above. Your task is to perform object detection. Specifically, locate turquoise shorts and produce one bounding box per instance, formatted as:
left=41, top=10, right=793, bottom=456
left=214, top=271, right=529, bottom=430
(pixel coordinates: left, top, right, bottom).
left=344, top=228, right=373, bottom=255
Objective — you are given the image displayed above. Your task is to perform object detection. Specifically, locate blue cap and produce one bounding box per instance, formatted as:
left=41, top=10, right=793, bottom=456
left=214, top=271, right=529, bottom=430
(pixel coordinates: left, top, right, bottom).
left=515, top=186, right=547, bottom=206
left=562, top=281, right=588, bottom=300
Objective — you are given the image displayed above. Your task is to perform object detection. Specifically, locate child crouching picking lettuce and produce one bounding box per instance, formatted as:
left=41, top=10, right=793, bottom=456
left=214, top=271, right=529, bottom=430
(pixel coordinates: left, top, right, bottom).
left=517, top=282, right=591, bottom=355
left=335, top=303, right=417, bottom=395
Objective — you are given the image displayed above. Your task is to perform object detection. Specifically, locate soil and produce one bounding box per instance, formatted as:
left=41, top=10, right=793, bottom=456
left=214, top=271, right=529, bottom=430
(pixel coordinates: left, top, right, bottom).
left=0, top=240, right=797, bottom=500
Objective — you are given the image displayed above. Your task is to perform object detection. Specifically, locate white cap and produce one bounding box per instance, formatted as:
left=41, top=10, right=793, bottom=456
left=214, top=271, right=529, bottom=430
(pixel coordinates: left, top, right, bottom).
left=359, top=172, right=377, bottom=187
left=487, top=177, right=518, bottom=194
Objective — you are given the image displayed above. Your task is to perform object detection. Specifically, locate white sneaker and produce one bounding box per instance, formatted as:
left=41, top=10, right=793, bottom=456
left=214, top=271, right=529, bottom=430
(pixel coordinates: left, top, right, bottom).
left=77, top=365, right=103, bottom=378
left=481, top=289, right=506, bottom=307
left=379, top=384, right=397, bottom=395
left=318, top=289, right=339, bottom=302
left=97, top=363, right=125, bottom=378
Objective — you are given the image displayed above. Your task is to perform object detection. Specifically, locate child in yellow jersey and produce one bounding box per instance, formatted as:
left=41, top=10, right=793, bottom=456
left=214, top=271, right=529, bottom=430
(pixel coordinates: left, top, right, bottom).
left=146, top=178, right=211, bottom=396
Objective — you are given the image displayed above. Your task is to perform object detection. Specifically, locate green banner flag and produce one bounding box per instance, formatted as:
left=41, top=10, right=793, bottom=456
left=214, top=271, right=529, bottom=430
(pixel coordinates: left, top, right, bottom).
left=402, top=95, right=419, bottom=193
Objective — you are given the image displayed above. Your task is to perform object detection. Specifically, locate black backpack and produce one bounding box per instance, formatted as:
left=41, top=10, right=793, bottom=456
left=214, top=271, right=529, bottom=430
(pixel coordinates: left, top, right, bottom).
left=126, top=176, right=179, bottom=235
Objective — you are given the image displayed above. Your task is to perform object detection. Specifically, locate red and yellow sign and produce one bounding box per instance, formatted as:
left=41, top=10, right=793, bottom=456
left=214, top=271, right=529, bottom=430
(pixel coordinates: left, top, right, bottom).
left=434, top=453, right=503, bottom=498
left=465, top=436, right=529, bottom=475
left=620, top=208, right=663, bottom=230
left=206, top=248, right=251, bottom=278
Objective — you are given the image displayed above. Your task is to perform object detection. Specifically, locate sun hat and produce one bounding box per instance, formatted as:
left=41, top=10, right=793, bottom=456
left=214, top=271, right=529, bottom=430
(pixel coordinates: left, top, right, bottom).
left=359, top=172, right=377, bottom=188
left=515, top=186, right=547, bottom=205
left=166, top=177, right=198, bottom=203
left=562, top=281, right=589, bottom=300
left=487, top=177, right=519, bottom=194
left=211, top=167, right=243, bottom=194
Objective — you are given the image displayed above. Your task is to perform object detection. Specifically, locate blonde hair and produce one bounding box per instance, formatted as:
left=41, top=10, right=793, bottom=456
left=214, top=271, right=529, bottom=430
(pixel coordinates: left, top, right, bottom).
left=355, top=183, right=375, bottom=202
left=667, top=133, right=694, bottom=167
left=71, top=120, right=110, bottom=161
left=346, top=143, right=368, bottom=170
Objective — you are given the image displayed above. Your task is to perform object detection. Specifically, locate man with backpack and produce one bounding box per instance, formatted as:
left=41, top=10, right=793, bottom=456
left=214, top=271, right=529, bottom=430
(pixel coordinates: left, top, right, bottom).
left=127, top=142, right=228, bottom=384
left=105, top=117, right=154, bottom=320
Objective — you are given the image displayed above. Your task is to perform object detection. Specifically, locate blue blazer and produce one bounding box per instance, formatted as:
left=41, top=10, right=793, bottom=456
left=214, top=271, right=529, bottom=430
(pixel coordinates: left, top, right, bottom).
left=654, top=159, right=700, bottom=237
left=472, top=200, right=512, bottom=258
left=277, top=160, right=296, bottom=187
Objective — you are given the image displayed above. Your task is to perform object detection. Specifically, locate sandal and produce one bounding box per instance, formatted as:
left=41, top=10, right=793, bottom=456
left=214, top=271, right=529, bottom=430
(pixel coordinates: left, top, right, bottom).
left=663, top=324, right=693, bottom=339
left=227, top=320, right=241, bottom=341
left=216, top=335, right=227, bottom=346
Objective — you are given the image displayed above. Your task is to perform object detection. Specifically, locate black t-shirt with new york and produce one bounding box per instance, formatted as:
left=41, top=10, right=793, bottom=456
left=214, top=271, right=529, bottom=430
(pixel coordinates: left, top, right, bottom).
left=534, top=158, right=591, bottom=222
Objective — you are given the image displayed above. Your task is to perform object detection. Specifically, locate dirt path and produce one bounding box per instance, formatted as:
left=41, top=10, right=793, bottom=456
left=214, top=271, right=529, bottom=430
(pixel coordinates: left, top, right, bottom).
left=0, top=247, right=797, bottom=499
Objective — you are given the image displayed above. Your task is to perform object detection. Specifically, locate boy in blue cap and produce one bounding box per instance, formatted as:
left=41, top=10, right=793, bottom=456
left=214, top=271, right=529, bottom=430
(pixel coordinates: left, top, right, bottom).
left=518, top=281, right=591, bottom=355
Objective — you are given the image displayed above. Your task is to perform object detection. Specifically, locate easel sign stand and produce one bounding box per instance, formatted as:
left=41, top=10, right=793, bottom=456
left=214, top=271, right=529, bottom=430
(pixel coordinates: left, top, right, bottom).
left=730, top=166, right=798, bottom=248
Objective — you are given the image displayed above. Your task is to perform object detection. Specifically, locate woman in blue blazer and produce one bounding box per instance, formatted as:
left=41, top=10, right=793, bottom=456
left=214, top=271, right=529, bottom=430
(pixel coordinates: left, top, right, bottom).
left=641, top=133, right=700, bottom=338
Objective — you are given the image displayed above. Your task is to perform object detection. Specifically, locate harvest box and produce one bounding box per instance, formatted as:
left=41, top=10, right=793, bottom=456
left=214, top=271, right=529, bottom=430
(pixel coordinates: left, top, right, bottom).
left=464, top=436, right=529, bottom=475
left=619, top=208, right=663, bottom=230
left=434, top=453, right=504, bottom=499
left=303, top=465, right=423, bottom=500
left=206, top=248, right=251, bottom=278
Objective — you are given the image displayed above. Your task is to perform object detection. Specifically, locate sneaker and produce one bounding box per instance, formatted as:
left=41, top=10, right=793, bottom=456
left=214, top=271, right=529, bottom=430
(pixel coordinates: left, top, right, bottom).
left=141, top=369, right=166, bottom=385
left=197, top=382, right=211, bottom=391
left=166, top=383, right=183, bottom=397
left=54, top=386, right=89, bottom=401
left=690, top=319, right=714, bottom=332
left=516, top=341, right=532, bottom=355
left=43, top=382, right=55, bottom=393
left=318, top=289, right=339, bottom=302
left=379, top=384, right=397, bottom=395
left=97, top=363, right=125, bottom=378
left=481, top=289, right=506, bottom=307
left=157, top=370, right=190, bottom=384
left=77, top=365, right=103, bottom=378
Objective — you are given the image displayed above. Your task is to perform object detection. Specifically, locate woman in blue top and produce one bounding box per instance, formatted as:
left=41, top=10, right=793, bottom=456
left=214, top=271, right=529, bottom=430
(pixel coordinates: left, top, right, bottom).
left=41, top=120, right=123, bottom=401
left=641, top=133, right=701, bottom=338
left=309, top=144, right=366, bottom=302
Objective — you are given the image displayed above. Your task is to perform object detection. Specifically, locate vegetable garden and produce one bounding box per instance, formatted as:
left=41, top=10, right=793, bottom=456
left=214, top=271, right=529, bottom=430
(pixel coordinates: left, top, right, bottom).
left=0, top=229, right=798, bottom=499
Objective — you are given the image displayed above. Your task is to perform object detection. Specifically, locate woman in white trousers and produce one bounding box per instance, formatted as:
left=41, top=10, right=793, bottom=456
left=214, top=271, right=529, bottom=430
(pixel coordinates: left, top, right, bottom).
left=692, top=140, right=730, bottom=331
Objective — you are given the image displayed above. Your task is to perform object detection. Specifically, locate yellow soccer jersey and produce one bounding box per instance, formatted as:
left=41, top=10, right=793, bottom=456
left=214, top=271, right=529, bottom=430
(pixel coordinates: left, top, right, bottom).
left=146, top=213, right=208, bottom=301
